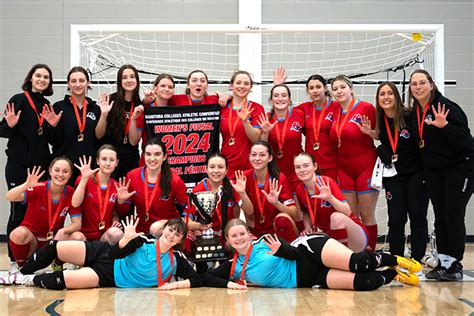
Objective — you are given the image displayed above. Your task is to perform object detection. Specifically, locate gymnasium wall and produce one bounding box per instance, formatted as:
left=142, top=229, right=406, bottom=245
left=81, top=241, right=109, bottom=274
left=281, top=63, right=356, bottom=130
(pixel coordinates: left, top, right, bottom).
left=0, top=0, right=472, bottom=237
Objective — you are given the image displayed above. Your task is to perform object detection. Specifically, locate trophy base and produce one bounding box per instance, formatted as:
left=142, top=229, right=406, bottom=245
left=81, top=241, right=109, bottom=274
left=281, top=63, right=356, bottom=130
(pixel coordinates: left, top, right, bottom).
left=193, top=237, right=228, bottom=262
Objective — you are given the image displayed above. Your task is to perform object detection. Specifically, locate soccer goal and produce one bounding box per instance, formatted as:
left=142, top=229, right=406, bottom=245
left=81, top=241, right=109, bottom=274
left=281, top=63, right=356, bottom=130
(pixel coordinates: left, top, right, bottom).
left=71, top=23, right=444, bottom=105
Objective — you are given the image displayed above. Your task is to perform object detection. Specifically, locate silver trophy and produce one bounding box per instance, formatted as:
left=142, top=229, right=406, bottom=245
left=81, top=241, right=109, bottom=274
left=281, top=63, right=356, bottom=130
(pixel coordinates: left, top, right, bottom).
left=191, top=190, right=227, bottom=262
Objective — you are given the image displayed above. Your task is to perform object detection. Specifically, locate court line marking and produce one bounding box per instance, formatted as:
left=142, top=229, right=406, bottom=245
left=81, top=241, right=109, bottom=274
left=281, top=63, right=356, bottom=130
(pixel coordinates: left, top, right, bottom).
left=45, top=299, right=64, bottom=316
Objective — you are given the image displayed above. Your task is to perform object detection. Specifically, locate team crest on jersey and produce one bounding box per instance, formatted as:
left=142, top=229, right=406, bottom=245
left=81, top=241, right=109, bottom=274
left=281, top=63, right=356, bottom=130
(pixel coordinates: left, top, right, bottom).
left=86, top=193, right=94, bottom=198
left=320, top=200, right=332, bottom=208
left=386, top=191, right=393, bottom=200
left=399, top=129, right=410, bottom=139
left=349, top=114, right=362, bottom=124
left=39, top=206, right=47, bottom=212
left=87, top=112, right=97, bottom=120
left=160, top=195, right=170, bottom=201
left=60, top=207, right=69, bottom=217
left=125, top=112, right=130, bottom=120
left=425, top=114, right=433, bottom=123
left=325, top=112, right=334, bottom=122
left=110, top=193, right=118, bottom=202
left=290, top=122, right=302, bottom=132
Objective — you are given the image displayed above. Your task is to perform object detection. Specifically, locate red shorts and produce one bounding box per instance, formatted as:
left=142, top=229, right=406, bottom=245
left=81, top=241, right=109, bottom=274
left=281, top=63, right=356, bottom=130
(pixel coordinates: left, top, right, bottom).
left=319, top=168, right=337, bottom=181
left=337, top=166, right=377, bottom=194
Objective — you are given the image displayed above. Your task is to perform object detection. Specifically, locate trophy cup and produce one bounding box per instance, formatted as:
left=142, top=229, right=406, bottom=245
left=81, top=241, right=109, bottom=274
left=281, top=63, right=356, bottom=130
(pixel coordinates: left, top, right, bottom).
left=190, top=191, right=228, bottom=262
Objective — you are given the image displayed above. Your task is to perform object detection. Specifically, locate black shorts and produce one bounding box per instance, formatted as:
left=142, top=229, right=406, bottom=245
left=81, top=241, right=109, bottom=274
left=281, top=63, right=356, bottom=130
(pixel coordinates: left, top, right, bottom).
left=84, top=241, right=116, bottom=288
left=292, top=234, right=331, bottom=288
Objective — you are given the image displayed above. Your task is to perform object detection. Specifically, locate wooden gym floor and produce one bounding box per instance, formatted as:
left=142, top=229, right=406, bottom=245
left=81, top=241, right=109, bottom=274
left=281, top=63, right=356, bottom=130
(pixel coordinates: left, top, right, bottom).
left=1, top=243, right=473, bottom=315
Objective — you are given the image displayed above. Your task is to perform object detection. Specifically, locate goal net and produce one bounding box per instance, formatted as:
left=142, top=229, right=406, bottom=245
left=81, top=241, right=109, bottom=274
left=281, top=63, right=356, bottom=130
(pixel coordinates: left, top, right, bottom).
left=72, top=24, right=444, bottom=253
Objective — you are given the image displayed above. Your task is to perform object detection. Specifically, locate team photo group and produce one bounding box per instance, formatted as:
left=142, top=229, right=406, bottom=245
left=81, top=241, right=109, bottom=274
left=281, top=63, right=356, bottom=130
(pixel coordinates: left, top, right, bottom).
left=0, top=62, right=472, bottom=291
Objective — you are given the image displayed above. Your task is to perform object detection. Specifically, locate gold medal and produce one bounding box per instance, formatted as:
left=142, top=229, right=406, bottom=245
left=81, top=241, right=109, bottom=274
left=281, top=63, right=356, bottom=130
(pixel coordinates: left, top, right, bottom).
left=391, top=154, right=398, bottom=163
left=77, top=133, right=84, bottom=142
left=38, top=127, right=43, bottom=136
left=338, top=139, right=342, bottom=148
left=277, top=150, right=283, bottom=158
left=259, top=214, right=265, bottom=224
left=228, top=137, right=235, bottom=146
left=419, top=140, right=425, bottom=148
left=46, top=231, right=54, bottom=240
left=145, top=213, right=150, bottom=222
left=98, top=221, right=105, bottom=230
left=313, top=142, right=320, bottom=151
left=123, top=136, right=128, bottom=144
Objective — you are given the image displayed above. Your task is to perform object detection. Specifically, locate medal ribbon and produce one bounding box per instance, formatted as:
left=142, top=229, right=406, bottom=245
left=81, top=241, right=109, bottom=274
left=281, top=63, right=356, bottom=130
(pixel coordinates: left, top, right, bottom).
left=312, top=100, right=328, bottom=145
left=273, top=110, right=289, bottom=155
left=304, top=183, right=318, bottom=229
left=24, top=91, right=46, bottom=128
left=335, top=99, right=357, bottom=145
left=124, top=100, right=135, bottom=139
left=47, top=182, right=65, bottom=235
left=70, top=97, right=88, bottom=136
left=156, top=240, right=175, bottom=287
left=95, top=174, right=111, bottom=226
left=229, top=243, right=253, bottom=285
left=384, top=115, right=399, bottom=156
left=228, top=99, right=247, bottom=142
left=416, top=103, right=430, bottom=144
left=254, top=172, right=270, bottom=220
left=144, top=168, right=161, bottom=220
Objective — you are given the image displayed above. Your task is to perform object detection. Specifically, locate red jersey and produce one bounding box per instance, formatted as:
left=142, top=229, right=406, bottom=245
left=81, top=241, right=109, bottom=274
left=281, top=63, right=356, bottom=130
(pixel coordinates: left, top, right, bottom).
left=265, top=108, right=304, bottom=191
left=329, top=100, right=377, bottom=170
left=126, top=167, right=188, bottom=233
left=135, top=102, right=164, bottom=166
left=21, top=181, right=81, bottom=239
left=296, top=101, right=338, bottom=169
left=221, top=100, right=264, bottom=178
left=243, top=169, right=295, bottom=237
left=168, top=94, right=219, bottom=106
left=75, top=176, right=130, bottom=240
left=295, top=176, right=363, bottom=232
left=190, top=178, right=241, bottom=233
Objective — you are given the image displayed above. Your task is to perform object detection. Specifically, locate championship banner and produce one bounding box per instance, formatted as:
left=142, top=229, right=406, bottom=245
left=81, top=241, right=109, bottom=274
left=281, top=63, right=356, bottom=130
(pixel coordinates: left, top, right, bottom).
left=144, top=104, right=220, bottom=189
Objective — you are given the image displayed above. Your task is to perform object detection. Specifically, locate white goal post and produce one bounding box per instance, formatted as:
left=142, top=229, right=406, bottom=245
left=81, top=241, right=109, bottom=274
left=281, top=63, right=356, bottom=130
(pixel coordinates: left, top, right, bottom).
left=70, top=23, right=444, bottom=105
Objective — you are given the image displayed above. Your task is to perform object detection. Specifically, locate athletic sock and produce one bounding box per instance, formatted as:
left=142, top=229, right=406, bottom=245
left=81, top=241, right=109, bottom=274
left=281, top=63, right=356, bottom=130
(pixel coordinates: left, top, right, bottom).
left=365, top=224, right=378, bottom=252
left=328, top=228, right=348, bottom=246
left=9, top=240, right=31, bottom=267
left=33, top=271, right=66, bottom=290
left=274, top=216, right=298, bottom=242
left=349, top=252, right=398, bottom=272
left=353, top=271, right=386, bottom=291
left=20, top=240, right=58, bottom=274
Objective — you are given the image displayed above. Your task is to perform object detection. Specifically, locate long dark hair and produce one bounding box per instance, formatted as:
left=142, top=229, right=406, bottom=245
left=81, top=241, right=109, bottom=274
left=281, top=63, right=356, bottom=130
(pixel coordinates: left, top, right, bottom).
left=207, top=153, right=233, bottom=199
left=144, top=138, right=172, bottom=197
left=306, top=74, right=331, bottom=100
left=407, top=69, right=438, bottom=109
left=375, top=82, right=409, bottom=131
left=66, top=66, right=91, bottom=91
left=22, top=64, right=54, bottom=96
left=163, top=218, right=188, bottom=249
left=251, top=140, right=280, bottom=179
left=107, top=65, right=141, bottom=139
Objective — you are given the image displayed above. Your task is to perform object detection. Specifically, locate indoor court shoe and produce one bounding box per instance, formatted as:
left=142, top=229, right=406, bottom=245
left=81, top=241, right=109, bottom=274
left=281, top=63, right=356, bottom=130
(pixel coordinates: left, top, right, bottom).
left=440, top=261, right=463, bottom=281
left=424, top=261, right=447, bottom=280
left=11, top=272, right=35, bottom=286
left=396, top=256, right=422, bottom=273
left=50, top=259, right=64, bottom=272
left=0, top=271, right=12, bottom=285
left=394, top=268, right=420, bottom=286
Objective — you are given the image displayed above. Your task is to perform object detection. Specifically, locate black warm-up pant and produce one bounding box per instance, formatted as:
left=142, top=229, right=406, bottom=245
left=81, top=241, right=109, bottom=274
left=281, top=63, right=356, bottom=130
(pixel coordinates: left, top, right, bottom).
left=424, top=160, right=473, bottom=261
left=383, top=171, right=429, bottom=261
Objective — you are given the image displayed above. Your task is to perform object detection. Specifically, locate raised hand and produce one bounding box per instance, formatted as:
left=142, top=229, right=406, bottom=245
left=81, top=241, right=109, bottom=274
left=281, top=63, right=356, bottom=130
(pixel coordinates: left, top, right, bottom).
left=263, top=234, right=281, bottom=255
left=236, top=102, right=254, bottom=122
left=218, top=93, right=232, bottom=108
left=358, top=115, right=373, bottom=136
left=115, top=177, right=136, bottom=202
left=314, top=176, right=332, bottom=201
left=42, top=104, right=63, bottom=127
left=231, top=170, right=247, bottom=194
left=25, top=166, right=46, bottom=188
left=131, top=105, right=144, bottom=120
left=143, top=89, right=156, bottom=105
left=74, top=155, right=99, bottom=179
left=2, top=103, right=21, bottom=128
left=262, top=178, right=282, bottom=205
left=427, top=102, right=449, bottom=128
left=98, top=93, right=113, bottom=115
left=273, top=67, right=287, bottom=85
left=121, top=216, right=143, bottom=240
left=257, top=112, right=278, bottom=134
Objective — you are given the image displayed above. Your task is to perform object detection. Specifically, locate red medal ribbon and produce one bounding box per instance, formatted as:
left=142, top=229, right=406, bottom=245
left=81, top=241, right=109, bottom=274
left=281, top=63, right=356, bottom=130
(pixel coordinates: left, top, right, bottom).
left=416, top=103, right=430, bottom=145
left=254, top=172, right=270, bottom=223
left=335, top=99, right=357, bottom=147
left=24, top=91, right=46, bottom=128
left=229, top=243, right=253, bottom=285
left=205, top=179, right=222, bottom=225
left=156, top=240, right=175, bottom=287
left=144, top=168, right=161, bottom=221
left=70, top=97, right=88, bottom=136
left=312, top=100, right=328, bottom=146
left=272, top=110, right=289, bottom=155
left=95, top=174, right=111, bottom=228
left=228, top=99, right=247, bottom=143
left=124, top=100, right=135, bottom=138
left=384, top=115, right=399, bottom=157
left=304, top=183, right=318, bottom=230
left=46, top=183, right=65, bottom=238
